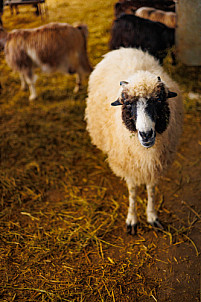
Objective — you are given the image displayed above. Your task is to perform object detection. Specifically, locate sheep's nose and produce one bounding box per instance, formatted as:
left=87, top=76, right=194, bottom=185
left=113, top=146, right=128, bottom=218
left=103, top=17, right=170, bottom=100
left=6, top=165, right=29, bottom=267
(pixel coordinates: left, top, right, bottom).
left=139, top=130, right=154, bottom=142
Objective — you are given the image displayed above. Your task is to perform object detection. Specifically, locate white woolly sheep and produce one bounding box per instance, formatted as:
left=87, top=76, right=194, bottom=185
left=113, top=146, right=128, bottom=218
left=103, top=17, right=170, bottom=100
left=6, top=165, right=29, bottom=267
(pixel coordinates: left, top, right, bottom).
left=135, top=7, right=176, bottom=28
left=85, top=48, right=183, bottom=234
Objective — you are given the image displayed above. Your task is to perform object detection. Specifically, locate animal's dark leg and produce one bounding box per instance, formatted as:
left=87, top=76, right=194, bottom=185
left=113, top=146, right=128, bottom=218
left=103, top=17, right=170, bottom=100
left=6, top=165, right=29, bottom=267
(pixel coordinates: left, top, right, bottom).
left=171, top=50, right=176, bottom=65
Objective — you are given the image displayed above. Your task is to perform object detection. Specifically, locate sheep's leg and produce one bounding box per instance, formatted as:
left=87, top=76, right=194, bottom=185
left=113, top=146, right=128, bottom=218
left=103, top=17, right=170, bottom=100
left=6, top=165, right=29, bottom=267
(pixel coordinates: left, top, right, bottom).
left=15, top=5, right=19, bottom=14
left=73, top=73, right=83, bottom=93
left=126, top=180, right=137, bottom=235
left=19, top=73, right=27, bottom=91
left=10, top=4, right=14, bottom=15
left=146, top=184, right=163, bottom=229
left=23, top=70, right=37, bottom=101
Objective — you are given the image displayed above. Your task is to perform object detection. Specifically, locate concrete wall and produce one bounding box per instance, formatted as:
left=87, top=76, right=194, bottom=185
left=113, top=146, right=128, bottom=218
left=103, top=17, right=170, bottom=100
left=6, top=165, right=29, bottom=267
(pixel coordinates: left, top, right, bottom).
left=176, top=0, right=201, bottom=66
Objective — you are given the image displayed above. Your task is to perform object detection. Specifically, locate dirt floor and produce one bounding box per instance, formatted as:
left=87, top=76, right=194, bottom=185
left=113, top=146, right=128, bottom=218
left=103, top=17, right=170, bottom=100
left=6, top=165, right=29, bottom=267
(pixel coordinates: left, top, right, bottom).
left=0, top=1, right=201, bottom=301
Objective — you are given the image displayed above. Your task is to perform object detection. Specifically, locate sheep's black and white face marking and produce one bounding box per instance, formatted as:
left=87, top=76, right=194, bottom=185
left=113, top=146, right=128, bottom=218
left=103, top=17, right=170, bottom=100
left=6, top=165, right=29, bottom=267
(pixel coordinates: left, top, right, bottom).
left=135, top=98, right=156, bottom=148
left=111, top=79, right=177, bottom=148
left=121, top=97, right=157, bottom=148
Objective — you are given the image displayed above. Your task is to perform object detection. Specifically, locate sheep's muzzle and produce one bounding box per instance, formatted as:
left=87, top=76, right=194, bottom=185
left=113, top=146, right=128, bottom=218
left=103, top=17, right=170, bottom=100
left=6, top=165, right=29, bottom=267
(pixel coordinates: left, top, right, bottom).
left=138, top=129, right=156, bottom=148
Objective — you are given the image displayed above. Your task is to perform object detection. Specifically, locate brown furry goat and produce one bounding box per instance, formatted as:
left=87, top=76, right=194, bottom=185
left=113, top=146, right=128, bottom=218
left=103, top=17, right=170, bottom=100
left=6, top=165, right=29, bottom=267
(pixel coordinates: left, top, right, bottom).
left=0, top=22, right=92, bottom=101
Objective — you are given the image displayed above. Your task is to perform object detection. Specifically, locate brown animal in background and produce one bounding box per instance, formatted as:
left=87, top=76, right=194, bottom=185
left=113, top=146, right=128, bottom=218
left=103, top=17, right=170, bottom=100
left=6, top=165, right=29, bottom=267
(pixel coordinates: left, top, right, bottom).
left=135, top=7, right=176, bottom=28
left=114, top=0, right=176, bottom=18
left=0, top=0, right=3, bottom=26
left=0, top=22, right=92, bottom=101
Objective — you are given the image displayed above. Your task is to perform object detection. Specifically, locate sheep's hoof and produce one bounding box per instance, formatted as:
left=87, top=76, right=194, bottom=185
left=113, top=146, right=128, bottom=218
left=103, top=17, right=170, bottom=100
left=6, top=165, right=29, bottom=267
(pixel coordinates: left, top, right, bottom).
left=21, top=85, right=27, bottom=91
left=73, top=85, right=80, bottom=94
left=29, top=95, right=37, bottom=102
left=149, top=218, right=164, bottom=230
left=127, top=223, right=137, bottom=235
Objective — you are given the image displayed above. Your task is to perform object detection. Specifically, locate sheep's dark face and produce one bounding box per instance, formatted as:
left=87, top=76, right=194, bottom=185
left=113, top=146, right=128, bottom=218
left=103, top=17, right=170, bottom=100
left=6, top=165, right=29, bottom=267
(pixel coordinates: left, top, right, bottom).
left=111, top=78, right=177, bottom=148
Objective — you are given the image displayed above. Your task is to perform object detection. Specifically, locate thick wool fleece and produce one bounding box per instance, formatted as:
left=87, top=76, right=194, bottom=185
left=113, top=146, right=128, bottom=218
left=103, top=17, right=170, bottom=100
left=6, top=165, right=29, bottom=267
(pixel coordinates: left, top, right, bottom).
left=85, top=48, right=183, bottom=186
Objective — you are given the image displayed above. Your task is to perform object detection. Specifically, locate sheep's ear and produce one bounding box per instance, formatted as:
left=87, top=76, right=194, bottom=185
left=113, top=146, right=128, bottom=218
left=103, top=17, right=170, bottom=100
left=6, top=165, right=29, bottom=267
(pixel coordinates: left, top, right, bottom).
left=111, top=99, right=122, bottom=106
left=120, top=81, right=129, bottom=86
left=167, top=91, right=177, bottom=98
left=115, top=2, right=121, bottom=10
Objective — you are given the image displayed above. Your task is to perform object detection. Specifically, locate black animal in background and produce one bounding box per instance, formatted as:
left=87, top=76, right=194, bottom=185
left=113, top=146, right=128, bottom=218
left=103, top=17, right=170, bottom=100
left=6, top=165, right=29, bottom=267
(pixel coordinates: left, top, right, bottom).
left=109, top=14, right=175, bottom=65
left=0, top=0, right=3, bottom=26
left=114, top=1, right=136, bottom=18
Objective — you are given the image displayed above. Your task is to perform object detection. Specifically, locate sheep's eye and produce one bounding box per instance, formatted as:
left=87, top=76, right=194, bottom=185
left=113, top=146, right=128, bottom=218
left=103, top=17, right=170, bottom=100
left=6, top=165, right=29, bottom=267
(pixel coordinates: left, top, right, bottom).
left=126, top=104, right=132, bottom=109
left=124, top=100, right=131, bottom=107
left=148, top=99, right=154, bottom=105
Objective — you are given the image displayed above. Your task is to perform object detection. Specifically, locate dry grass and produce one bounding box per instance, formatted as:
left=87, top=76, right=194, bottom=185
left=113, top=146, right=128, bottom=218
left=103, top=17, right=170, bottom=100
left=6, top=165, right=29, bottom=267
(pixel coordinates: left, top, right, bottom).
left=0, top=1, right=201, bottom=301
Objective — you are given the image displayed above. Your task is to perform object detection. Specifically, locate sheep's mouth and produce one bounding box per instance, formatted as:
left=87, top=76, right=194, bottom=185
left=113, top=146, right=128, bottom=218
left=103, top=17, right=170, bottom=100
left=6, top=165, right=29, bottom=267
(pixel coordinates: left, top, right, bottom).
left=140, top=138, right=155, bottom=149
left=137, top=130, right=156, bottom=148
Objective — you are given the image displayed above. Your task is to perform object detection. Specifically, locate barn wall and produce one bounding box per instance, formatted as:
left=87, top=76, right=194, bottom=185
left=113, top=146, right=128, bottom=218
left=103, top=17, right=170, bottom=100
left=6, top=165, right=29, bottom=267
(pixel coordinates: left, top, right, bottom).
left=176, top=0, right=201, bottom=66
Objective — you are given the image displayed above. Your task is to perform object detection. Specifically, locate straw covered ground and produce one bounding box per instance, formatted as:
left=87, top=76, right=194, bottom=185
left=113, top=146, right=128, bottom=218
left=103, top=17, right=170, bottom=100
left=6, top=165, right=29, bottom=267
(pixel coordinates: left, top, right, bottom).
left=0, top=0, right=201, bottom=301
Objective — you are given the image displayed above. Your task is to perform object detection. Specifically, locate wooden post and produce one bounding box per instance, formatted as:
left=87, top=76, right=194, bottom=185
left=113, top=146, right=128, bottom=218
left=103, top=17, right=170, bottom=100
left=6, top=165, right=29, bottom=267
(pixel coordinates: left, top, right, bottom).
left=176, top=0, right=201, bottom=66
